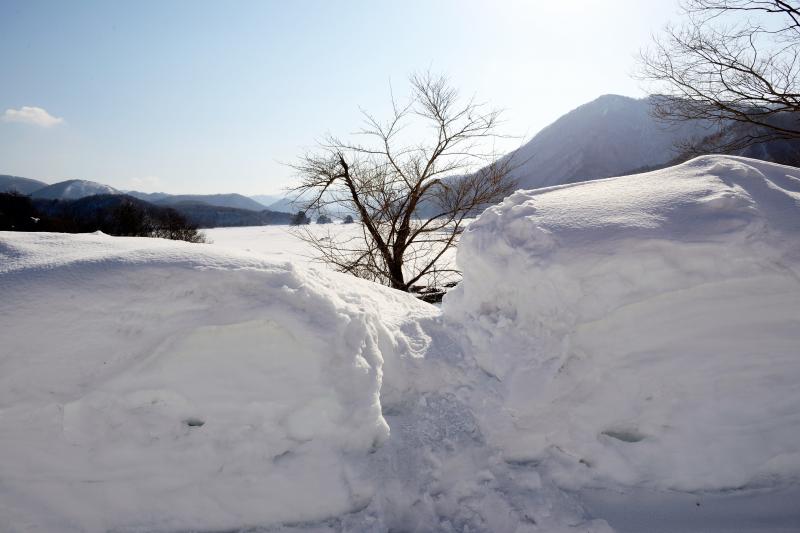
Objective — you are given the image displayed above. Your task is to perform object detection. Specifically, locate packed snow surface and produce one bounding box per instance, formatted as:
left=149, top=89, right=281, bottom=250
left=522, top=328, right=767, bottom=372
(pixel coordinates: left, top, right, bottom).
left=1, top=155, right=799, bottom=531
left=445, top=155, right=800, bottom=492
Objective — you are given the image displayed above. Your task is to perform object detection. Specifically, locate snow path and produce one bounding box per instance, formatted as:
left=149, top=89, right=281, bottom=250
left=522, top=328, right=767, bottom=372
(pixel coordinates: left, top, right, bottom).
left=339, top=317, right=611, bottom=532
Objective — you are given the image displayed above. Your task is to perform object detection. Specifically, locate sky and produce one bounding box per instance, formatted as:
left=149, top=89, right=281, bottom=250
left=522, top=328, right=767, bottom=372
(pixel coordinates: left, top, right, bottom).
left=0, top=0, right=684, bottom=195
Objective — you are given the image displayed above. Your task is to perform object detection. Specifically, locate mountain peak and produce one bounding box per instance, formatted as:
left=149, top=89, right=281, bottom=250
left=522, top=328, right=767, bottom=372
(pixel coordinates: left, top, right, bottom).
left=32, top=179, right=120, bottom=200
left=504, top=94, right=714, bottom=190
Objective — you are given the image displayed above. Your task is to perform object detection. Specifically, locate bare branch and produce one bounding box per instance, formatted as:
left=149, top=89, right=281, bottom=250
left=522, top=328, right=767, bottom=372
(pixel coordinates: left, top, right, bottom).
left=290, top=73, right=516, bottom=293
left=639, top=0, right=800, bottom=152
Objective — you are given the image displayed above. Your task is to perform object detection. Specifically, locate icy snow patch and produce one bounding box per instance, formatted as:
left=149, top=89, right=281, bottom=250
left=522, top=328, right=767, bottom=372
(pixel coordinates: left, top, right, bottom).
left=444, top=155, right=800, bottom=492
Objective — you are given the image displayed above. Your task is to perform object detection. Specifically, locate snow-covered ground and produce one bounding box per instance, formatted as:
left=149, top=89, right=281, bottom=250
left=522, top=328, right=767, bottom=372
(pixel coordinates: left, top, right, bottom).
left=204, top=224, right=337, bottom=265
left=0, top=232, right=604, bottom=532
left=205, top=223, right=461, bottom=285
left=1, top=155, right=799, bottom=532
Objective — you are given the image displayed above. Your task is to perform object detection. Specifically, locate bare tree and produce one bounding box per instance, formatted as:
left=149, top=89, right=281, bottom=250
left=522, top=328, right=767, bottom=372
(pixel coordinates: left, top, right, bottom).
left=639, top=0, right=800, bottom=152
left=292, top=73, right=517, bottom=292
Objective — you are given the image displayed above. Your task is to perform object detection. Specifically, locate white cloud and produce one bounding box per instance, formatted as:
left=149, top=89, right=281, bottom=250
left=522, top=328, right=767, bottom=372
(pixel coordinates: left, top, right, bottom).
left=2, top=106, right=64, bottom=127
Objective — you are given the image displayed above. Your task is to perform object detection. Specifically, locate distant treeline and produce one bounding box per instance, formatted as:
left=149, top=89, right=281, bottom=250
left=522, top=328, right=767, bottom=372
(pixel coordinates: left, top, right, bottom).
left=165, top=201, right=293, bottom=227
left=0, top=192, right=206, bottom=242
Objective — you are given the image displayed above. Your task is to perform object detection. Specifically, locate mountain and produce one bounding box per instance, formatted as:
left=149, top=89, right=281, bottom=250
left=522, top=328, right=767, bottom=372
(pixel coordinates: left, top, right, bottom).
left=164, top=202, right=293, bottom=227
left=161, top=193, right=264, bottom=211
left=0, top=173, right=295, bottom=227
left=266, top=196, right=302, bottom=214
left=684, top=114, right=800, bottom=167
left=124, top=191, right=173, bottom=203
left=31, top=179, right=121, bottom=200
left=0, top=175, right=49, bottom=195
left=146, top=193, right=267, bottom=211
left=504, top=95, right=718, bottom=190
left=28, top=194, right=293, bottom=230
left=250, top=194, right=285, bottom=208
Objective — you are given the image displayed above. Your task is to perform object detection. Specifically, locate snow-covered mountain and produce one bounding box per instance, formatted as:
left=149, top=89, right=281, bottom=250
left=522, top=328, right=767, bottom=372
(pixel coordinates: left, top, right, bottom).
left=505, top=95, right=716, bottom=189
left=0, top=175, right=49, bottom=195
left=31, top=179, right=121, bottom=200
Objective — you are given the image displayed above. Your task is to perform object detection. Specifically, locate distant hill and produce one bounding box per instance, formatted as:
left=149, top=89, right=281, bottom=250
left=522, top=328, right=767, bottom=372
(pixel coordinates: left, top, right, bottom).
left=28, top=194, right=293, bottom=229
left=503, top=95, right=718, bottom=190
left=0, top=172, right=296, bottom=227
left=0, top=175, right=49, bottom=195
left=124, top=191, right=173, bottom=203
left=266, top=196, right=302, bottom=214
left=166, top=202, right=293, bottom=227
left=32, top=193, right=158, bottom=221
left=691, top=115, right=800, bottom=167
left=128, top=192, right=267, bottom=211
left=262, top=194, right=356, bottom=219
left=32, top=179, right=121, bottom=200
left=250, top=194, right=285, bottom=208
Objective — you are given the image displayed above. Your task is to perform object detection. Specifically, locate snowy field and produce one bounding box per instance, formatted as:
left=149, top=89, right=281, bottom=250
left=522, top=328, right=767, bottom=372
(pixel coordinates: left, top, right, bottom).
left=205, top=223, right=461, bottom=288
left=1, top=155, right=799, bottom=532
left=205, top=224, right=342, bottom=266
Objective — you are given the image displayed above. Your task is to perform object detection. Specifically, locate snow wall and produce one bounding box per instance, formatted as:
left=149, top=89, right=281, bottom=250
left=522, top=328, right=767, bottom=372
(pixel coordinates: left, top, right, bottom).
left=444, top=155, right=800, bottom=491
left=0, top=234, right=433, bottom=531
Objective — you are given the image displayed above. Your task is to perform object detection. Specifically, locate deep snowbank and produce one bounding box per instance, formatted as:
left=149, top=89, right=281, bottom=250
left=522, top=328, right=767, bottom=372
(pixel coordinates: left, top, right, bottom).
left=0, top=232, right=433, bottom=532
left=0, top=233, right=608, bottom=532
left=445, top=155, right=800, bottom=492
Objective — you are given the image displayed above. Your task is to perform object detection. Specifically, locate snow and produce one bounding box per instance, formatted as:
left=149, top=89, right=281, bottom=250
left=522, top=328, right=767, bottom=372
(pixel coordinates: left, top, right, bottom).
left=2, top=155, right=799, bottom=531
left=205, top=223, right=461, bottom=286
left=0, top=232, right=432, bottom=531
left=204, top=224, right=338, bottom=264
left=0, top=232, right=606, bottom=532
left=444, top=155, right=800, bottom=492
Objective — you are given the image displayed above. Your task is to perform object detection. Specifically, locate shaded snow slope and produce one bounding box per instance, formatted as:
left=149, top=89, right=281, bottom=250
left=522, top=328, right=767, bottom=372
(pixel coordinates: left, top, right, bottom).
left=445, top=155, right=800, bottom=492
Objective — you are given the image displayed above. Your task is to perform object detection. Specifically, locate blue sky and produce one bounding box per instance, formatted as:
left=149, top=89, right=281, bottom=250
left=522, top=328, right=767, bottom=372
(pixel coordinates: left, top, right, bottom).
left=0, top=0, right=683, bottom=194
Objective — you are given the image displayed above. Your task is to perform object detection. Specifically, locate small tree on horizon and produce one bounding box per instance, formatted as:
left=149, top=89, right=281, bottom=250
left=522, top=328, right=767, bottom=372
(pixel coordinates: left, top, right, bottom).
left=290, top=210, right=310, bottom=225
left=292, top=72, right=517, bottom=292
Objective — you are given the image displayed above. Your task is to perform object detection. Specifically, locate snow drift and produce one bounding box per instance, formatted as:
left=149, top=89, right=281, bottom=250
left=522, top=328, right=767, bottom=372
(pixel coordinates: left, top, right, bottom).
left=0, top=233, right=433, bottom=532
left=445, top=155, right=800, bottom=492
left=0, top=233, right=606, bottom=533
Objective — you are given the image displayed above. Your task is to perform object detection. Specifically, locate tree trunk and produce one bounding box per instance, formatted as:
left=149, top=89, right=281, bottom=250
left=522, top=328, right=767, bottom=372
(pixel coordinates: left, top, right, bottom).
left=387, top=259, right=406, bottom=291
